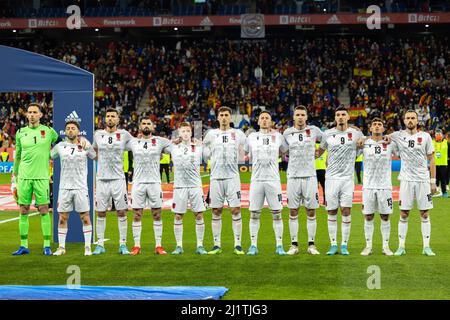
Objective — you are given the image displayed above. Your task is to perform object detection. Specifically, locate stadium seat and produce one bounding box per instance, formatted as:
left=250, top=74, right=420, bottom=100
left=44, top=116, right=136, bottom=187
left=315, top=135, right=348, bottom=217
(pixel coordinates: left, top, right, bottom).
left=302, top=3, right=310, bottom=13
left=194, top=5, right=203, bottom=15
left=84, top=7, right=93, bottom=16
left=430, top=5, right=445, bottom=12
left=172, top=5, right=180, bottom=15
left=241, top=5, right=248, bottom=14
left=217, top=5, right=224, bottom=15
left=224, top=5, right=233, bottom=15
left=275, top=5, right=282, bottom=14
left=187, top=5, right=195, bottom=16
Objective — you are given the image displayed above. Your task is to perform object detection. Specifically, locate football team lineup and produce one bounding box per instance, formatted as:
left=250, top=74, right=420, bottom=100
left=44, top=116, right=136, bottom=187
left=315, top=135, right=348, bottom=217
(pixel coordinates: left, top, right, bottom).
left=7, top=103, right=439, bottom=260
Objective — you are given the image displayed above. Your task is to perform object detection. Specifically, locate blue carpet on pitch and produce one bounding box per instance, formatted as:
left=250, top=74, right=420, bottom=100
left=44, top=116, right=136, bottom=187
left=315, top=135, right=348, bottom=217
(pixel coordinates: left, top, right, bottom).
left=0, top=285, right=228, bottom=300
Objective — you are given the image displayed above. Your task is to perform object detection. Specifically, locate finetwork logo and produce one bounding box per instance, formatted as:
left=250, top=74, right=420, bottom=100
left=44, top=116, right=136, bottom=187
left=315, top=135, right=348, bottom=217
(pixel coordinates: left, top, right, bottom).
left=65, top=110, right=82, bottom=123
left=327, top=15, right=341, bottom=24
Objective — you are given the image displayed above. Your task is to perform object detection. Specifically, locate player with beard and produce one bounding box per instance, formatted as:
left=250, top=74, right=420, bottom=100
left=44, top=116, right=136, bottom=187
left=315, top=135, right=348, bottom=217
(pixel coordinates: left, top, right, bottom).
left=92, top=108, right=133, bottom=255
left=125, top=118, right=172, bottom=255
left=389, top=110, right=437, bottom=256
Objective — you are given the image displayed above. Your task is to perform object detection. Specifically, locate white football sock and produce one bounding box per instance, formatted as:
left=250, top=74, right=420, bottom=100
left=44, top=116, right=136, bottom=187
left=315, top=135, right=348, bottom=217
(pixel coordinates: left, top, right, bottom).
left=307, top=215, right=316, bottom=243
left=380, top=219, right=390, bottom=247
left=398, top=216, right=408, bottom=247
left=58, top=227, right=67, bottom=249
left=232, top=213, right=242, bottom=247
left=132, top=221, right=142, bottom=247
left=289, top=214, right=299, bottom=244
left=364, top=219, right=374, bottom=247
left=211, top=213, right=222, bottom=247
left=96, top=216, right=106, bottom=246
left=83, top=225, right=92, bottom=248
left=421, top=216, right=431, bottom=248
left=196, top=217, right=205, bottom=247
left=174, top=218, right=183, bottom=247
left=327, top=214, right=337, bottom=245
left=118, top=216, right=128, bottom=245
left=341, top=215, right=351, bottom=246
left=250, top=211, right=260, bottom=247
left=272, top=211, right=283, bottom=247
left=153, top=220, right=163, bottom=247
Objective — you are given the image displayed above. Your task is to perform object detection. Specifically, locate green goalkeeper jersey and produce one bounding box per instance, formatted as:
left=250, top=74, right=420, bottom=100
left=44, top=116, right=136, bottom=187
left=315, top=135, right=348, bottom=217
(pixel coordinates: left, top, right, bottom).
left=13, top=124, right=59, bottom=180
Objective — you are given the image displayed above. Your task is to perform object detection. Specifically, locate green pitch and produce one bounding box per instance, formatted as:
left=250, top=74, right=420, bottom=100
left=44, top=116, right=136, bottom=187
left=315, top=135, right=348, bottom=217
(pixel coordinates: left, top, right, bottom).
left=0, top=172, right=449, bottom=299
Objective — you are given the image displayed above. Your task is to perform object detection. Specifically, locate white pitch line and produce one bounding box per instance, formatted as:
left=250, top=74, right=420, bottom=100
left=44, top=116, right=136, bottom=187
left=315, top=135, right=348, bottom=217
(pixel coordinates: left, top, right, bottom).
left=0, top=212, right=40, bottom=224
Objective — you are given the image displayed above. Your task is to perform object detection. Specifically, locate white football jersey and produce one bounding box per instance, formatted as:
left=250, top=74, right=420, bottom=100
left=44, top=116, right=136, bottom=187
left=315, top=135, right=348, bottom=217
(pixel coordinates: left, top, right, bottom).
left=126, top=136, right=171, bottom=184
left=283, top=125, right=323, bottom=178
left=93, top=129, right=133, bottom=180
left=320, top=127, right=364, bottom=180
left=166, top=142, right=203, bottom=188
left=391, top=130, right=434, bottom=182
left=362, top=138, right=397, bottom=190
left=244, top=131, right=288, bottom=182
left=203, top=128, right=246, bottom=180
left=51, top=141, right=96, bottom=190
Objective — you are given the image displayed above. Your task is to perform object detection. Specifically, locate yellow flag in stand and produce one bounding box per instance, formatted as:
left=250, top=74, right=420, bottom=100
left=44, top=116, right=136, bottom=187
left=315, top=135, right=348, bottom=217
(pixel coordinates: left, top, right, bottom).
left=353, top=68, right=373, bottom=77
left=349, top=108, right=367, bottom=119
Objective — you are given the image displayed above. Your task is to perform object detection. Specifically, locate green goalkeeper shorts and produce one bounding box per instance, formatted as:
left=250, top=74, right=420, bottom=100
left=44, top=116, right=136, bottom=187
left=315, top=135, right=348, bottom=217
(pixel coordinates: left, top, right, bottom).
left=17, top=178, right=50, bottom=206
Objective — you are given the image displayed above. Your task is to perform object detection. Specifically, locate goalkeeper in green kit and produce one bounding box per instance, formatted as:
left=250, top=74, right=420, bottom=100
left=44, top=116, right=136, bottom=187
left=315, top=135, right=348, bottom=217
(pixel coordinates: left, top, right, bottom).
left=11, top=103, right=59, bottom=256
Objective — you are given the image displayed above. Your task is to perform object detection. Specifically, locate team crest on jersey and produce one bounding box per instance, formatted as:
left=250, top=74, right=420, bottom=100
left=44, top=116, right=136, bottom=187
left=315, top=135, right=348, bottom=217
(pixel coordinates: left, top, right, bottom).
left=417, top=137, right=422, bottom=145
left=231, top=132, right=236, bottom=140
left=40, top=130, right=46, bottom=138
left=305, top=129, right=311, bottom=137
left=382, top=143, right=387, bottom=151
left=347, top=132, right=352, bottom=141
left=172, top=202, right=176, bottom=209
left=78, top=145, right=82, bottom=152
left=271, top=135, right=276, bottom=143
left=151, top=138, right=156, bottom=146
left=116, top=133, right=121, bottom=141
left=191, top=144, right=196, bottom=152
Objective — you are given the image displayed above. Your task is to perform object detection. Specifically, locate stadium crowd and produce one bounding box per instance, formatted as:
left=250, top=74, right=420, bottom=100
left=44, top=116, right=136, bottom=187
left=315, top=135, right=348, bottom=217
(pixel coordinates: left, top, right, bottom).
left=0, top=36, right=449, bottom=149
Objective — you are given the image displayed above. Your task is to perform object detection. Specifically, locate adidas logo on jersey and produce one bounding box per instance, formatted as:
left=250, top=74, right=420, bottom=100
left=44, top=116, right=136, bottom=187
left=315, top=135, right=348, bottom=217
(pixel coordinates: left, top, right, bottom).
left=327, top=15, right=341, bottom=24
left=65, top=110, right=82, bottom=123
